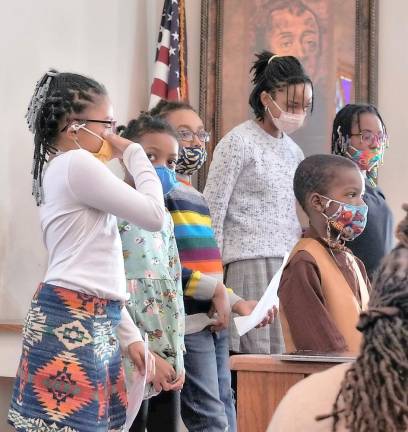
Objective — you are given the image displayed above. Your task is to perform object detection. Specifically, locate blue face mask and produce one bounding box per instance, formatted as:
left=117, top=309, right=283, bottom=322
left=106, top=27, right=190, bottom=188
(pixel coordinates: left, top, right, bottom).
left=155, top=166, right=179, bottom=195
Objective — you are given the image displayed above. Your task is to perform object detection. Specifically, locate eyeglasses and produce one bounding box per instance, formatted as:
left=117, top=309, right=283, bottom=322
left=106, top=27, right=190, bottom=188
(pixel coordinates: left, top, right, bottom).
left=351, top=131, right=388, bottom=146
left=61, top=119, right=117, bottom=133
left=177, top=129, right=211, bottom=144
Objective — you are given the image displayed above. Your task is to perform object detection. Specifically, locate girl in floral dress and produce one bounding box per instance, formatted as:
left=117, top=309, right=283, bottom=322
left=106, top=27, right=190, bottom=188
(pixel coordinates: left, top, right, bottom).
left=117, top=114, right=185, bottom=432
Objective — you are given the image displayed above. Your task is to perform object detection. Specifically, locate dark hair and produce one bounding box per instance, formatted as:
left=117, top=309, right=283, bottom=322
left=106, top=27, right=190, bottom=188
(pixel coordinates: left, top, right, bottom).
left=318, top=204, right=408, bottom=431
left=249, top=50, right=314, bottom=120
left=331, top=103, right=387, bottom=155
left=27, top=70, right=106, bottom=205
left=117, top=112, right=178, bottom=143
left=149, top=99, right=195, bottom=119
left=293, top=154, right=358, bottom=211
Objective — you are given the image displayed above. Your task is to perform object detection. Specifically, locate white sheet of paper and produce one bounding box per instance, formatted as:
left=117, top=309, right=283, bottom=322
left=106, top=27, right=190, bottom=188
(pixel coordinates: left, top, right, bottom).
left=234, top=253, right=289, bottom=337
left=124, top=334, right=148, bottom=431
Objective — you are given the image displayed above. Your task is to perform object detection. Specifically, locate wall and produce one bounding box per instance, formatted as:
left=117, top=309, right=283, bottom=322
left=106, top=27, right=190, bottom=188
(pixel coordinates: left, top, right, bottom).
left=377, top=0, right=408, bottom=223
left=0, top=0, right=200, bottom=429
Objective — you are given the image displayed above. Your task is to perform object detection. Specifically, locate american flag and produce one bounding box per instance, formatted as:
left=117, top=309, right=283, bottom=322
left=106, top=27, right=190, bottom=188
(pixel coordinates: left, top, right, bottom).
left=149, top=0, right=189, bottom=109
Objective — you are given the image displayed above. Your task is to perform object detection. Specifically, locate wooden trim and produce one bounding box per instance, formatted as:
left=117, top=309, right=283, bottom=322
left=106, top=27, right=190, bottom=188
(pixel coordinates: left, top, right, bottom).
left=230, top=355, right=336, bottom=375
left=0, top=323, right=23, bottom=333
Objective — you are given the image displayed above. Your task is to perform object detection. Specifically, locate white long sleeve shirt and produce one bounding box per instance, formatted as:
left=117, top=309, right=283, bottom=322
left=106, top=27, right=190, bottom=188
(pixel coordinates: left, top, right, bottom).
left=40, top=143, right=165, bottom=349
left=204, top=120, right=304, bottom=264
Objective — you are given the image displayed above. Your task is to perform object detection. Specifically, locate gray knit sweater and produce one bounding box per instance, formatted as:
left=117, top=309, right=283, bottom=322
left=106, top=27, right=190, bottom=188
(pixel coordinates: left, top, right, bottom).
left=204, top=120, right=304, bottom=264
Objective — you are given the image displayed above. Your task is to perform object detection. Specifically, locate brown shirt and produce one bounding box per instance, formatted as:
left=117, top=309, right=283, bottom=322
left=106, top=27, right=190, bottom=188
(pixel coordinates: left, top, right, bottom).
left=278, top=234, right=371, bottom=352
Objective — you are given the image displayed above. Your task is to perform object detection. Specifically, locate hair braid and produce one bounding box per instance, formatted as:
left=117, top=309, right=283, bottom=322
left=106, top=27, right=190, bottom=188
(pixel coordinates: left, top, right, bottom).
left=318, top=204, right=408, bottom=431
left=27, top=70, right=106, bottom=205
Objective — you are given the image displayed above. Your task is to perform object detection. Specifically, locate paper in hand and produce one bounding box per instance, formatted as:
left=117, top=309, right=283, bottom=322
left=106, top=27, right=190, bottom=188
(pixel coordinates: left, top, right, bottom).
left=125, top=334, right=148, bottom=431
left=234, top=253, right=289, bottom=337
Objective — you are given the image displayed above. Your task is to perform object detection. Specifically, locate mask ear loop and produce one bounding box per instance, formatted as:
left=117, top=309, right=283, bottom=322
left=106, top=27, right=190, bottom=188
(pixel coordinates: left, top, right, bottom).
left=319, top=196, right=344, bottom=246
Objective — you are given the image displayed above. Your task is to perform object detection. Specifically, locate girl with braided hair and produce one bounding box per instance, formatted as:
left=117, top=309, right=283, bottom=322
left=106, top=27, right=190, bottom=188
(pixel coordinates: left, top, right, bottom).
left=332, top=104, right=394, bottom=280
left=268, top=203, right=408, bottom=432
left=8, top=70, right=164, bottom=431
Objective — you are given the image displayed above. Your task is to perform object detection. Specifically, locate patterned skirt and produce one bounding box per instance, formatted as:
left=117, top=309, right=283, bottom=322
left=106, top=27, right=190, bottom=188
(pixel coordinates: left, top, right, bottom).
left=8, top=283, right=127, bottom=432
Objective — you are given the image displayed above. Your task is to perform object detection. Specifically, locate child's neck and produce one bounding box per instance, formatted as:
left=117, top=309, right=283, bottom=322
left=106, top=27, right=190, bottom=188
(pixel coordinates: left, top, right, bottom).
left=307, top=223, right=343, bottom=250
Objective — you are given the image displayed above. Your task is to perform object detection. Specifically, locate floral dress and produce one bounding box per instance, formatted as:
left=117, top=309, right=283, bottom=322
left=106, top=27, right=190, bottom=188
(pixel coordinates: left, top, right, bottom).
left=118, top=210, right=185, bottom=398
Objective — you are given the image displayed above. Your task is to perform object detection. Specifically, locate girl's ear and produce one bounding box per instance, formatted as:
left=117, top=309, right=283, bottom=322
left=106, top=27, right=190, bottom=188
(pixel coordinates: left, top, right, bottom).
left=309, top=192, right=325, bottom=213
left=259, top=91, right=270, bottom=110
left=65, top=122, right=85, bottom=141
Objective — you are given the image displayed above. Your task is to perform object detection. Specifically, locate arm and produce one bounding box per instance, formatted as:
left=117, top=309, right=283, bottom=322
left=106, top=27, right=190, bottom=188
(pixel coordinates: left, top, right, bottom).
left=117, top=307, right=143, bottom=352
left=203, top=133, right=244, bottom=253
left=278, top=252, right=347, bottom=352
left=67, top=144, right=165, bottom=231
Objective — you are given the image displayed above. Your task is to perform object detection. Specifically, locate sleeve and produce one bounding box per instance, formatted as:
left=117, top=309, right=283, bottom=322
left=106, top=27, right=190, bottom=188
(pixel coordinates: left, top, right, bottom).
left=278, top=251, right=347, bottom=352
left=203, top=132, right=245, bottom=253
left=117, top=307, right=143, bottom=352
left=182, top=267, right=217, bottom=300
left=67, top=145, right=165, bottom=231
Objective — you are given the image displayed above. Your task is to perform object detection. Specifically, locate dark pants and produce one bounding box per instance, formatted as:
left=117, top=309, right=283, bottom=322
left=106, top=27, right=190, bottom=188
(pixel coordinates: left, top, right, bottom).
left=130, top=390, right=180, bottom=432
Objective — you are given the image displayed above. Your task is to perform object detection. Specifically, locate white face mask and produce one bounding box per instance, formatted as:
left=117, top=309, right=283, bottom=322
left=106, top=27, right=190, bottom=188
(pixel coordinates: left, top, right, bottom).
left=266, top=94, right=306, bottom=135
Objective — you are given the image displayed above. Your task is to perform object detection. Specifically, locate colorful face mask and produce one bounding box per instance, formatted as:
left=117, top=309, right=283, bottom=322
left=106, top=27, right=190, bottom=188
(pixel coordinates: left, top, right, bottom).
left=176, top=146, right=207, bottom=175
left=74, top=124, right=113, bottom=164
left=266, top=95, right=306, bottom=135
left=346, top=145, right=384, bottom=173
left=154, top=166, right=179, bottom=195
left=320, top=195, right=368, bottom=241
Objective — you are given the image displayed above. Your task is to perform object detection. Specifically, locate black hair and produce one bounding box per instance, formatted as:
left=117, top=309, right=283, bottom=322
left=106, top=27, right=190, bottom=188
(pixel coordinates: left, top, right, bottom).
left=331, top=103, right=388, bottom=155
left=117, top=112, right=178, bottom=143
left=293, top=154, right=358, bottom=211
left=249, top=50, right=314, bottom=120
left=149, top=99, right=195, bottom=119
left=27, top=70, right=106, bottom=205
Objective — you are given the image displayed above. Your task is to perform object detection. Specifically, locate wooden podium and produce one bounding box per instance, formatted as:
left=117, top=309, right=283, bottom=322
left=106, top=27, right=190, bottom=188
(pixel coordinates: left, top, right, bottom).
left=230, top=355, right=339, bottom=432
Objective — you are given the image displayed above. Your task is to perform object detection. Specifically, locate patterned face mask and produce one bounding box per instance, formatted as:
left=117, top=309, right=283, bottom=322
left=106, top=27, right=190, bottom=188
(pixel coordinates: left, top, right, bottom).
left=320, top=195, right=368, bottom=242
left=175, top=146, right=207, bottom=175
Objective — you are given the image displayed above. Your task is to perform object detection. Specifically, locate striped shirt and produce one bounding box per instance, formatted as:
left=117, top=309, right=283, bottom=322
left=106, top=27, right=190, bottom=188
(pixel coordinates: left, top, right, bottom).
left=165, top=177, right=240, bottom=323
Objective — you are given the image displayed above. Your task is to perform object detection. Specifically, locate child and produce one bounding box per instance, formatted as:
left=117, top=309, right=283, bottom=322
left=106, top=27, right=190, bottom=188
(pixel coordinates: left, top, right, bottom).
left=204, top=51, right=313, bottom=355
left=8, top=71, right=161, bottom=431
left=332, top=104, right=394, bottom=280
left=150, top=100, right=274, bottom=432
left=278, top=154, right=371, bottom=354
left=269, top=204, right=408, bottom=432
left=117, top=114, right=185, bottom=432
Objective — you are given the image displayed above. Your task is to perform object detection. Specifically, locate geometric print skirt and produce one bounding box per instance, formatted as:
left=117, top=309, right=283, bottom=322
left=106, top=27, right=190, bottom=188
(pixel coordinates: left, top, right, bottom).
left=8, top=283, right=127, bottom=432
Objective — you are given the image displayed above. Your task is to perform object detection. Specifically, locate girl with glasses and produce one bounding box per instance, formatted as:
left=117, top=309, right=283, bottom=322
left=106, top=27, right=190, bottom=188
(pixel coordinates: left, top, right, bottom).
left=332, top=104, right=394, bottom=280
left=8, top=70, right=162, bottom=432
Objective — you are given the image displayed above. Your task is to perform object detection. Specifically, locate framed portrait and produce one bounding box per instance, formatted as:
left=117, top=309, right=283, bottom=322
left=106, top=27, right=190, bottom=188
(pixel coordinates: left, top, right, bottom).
left=197, top=0, right=378, bottom=190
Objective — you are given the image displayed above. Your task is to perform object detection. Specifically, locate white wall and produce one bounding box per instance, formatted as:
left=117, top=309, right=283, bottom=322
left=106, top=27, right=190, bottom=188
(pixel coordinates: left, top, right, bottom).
left=0, top=1, right=200, bottom=428
left=377, top=0, right=408, bottom=223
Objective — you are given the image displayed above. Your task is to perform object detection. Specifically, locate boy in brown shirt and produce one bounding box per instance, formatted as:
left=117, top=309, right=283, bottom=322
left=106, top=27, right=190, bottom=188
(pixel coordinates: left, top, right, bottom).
left=278, top=154, right=371, bottom=353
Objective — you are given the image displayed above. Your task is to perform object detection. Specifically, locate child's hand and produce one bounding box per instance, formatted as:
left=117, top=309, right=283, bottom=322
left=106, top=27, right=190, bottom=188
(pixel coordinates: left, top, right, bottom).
left=128, top=342, right=156, bottom=382
left=102, top=131, right=133, bottom=159
left=210, top=282, right=230, bottom=332
left=168, top=369, right=185, bottom=392
left=151, top=353, right=177, bottom=392
left=232, top=300, right=277, bottom=328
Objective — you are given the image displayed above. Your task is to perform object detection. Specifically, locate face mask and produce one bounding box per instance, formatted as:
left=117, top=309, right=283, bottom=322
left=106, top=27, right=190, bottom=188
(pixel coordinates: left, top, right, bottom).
left=154, top=166, right=179, bottom=194
left=266, top=95, right=306, bottom=135
left=176, top=146, right=207, bottom=175
left=73, top=124, right=113, bottom=164
left=320, top=195, right=368, bottom=242
left=346, top=145, right=384, bottom=173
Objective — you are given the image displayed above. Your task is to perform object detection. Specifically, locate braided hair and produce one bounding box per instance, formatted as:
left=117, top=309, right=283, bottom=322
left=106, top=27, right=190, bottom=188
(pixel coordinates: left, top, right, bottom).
left=331, top=104, right=388, bottom=187
left=117, top=112, right=177, bottom=142
left=317, top=204, right=408, bottom=431
left=27, top=70, right=106, bottom=205
left=249, top=50, right=314, bottom=120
